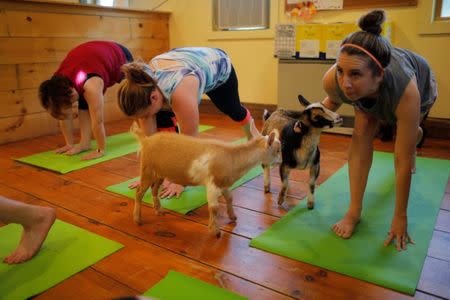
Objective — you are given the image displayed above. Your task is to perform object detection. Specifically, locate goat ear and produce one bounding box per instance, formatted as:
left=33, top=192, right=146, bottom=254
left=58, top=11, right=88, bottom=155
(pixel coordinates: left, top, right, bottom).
left=267, top=129, right=278, bottom=146
left=297, top=94, right=311, bottom=107
left=293, top=121, right=302, bottom=133
left=249, top=118, right=261, bottom=139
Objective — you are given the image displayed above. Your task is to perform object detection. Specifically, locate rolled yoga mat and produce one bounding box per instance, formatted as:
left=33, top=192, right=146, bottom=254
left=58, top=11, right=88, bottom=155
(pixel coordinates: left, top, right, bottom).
left=250, top=152, right=450, bottom=295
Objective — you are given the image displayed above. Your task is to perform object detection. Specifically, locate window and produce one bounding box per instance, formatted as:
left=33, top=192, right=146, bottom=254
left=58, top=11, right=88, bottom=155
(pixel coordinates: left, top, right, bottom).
left=418, top=0, right=450, bottom=34
left=212, top=0, right=270, bottom=31
left=435, top=0, right=450, bottom=20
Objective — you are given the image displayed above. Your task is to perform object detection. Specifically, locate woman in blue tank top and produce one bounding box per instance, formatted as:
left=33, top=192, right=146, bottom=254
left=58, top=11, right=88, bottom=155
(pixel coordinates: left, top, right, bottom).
left=321, top=10, right=437, bottom=251
left=117, top=47, right=259, bottom=198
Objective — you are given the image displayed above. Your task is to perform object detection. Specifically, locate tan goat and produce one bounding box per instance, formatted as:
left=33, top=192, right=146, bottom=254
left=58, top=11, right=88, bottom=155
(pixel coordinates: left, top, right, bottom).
left=131, top=122, right=281, bottom=237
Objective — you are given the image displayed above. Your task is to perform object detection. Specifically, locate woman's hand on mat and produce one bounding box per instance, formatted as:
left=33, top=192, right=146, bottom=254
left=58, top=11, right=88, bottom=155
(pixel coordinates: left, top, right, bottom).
left=384, top=215, right=414, bottom=251
left=128, top=180, right=140, bottom=189
left=54, top=144, right=74, bottom=154
left=160, top=179, right=184, bottom=198
left=81, top=149, right=104, bottom=160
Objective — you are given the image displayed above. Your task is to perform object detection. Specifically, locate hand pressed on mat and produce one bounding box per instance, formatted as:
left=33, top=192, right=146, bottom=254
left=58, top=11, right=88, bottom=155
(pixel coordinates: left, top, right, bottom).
left=384, top=215, right=415, bottom=251
left=160, top=179, right=184, bottom=199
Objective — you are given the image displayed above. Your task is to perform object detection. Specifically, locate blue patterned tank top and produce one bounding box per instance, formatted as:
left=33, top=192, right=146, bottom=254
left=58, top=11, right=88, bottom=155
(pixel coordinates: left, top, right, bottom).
left=149, top=47, right=232, bottom=104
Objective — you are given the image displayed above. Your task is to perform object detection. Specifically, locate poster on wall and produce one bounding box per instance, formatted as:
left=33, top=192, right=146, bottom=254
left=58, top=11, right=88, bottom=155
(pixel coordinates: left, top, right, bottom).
left=287, top=0, right=343, bottom=10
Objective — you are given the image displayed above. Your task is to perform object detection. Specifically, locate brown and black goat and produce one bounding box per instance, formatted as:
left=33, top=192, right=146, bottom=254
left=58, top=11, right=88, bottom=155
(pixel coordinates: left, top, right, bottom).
left=261, top=95, right=342, bottom=209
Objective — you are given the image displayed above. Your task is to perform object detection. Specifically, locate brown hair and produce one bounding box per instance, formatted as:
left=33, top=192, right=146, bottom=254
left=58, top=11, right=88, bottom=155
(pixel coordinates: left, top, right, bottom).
left=117, top=61, right=158, bottom=117
left=38, top=75, right=73, bottom=119
left=340, top=9, right=392, bottom=75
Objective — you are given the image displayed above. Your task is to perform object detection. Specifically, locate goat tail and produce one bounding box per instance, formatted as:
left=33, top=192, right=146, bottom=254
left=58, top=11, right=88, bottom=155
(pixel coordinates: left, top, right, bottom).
left=263, top=109, right=271, bottom=122
left=130, top=121, right=145, bottom=144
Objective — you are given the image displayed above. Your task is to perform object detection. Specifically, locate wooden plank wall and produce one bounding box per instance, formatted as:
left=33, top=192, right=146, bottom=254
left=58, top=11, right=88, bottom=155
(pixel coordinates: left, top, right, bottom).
left=0, top=0, right=170, bottom=144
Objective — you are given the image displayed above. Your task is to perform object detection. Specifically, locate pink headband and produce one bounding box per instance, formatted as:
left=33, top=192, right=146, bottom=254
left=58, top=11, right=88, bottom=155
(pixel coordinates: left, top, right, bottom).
left=341, top=43, right=384, bottom=70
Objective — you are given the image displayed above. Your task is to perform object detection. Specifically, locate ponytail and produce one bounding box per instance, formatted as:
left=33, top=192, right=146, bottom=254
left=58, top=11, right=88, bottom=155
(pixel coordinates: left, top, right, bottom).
left=117, top=61, right=157, bottom=117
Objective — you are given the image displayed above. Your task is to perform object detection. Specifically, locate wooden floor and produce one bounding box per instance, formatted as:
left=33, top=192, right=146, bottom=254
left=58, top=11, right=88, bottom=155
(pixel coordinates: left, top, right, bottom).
left=1, top=113, right=449, bottom=300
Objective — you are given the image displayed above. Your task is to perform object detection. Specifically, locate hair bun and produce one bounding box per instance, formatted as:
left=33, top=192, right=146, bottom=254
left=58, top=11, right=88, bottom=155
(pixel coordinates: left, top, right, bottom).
left=358, top=9, right=386, bottom=35
left=121, top=62, right=154, bottom=86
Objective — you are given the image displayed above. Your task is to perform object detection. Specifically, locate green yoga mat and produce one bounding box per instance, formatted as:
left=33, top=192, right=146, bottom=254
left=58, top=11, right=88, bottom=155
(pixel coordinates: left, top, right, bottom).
left=15, top=125, right=215, bottom=174
left=0, top=219, right=123, bottom=300
left=144, top=270, right=247, bottom=299
left=106, top=137, right=262, bottom=214
left=250, top=152, right=450, bottom=295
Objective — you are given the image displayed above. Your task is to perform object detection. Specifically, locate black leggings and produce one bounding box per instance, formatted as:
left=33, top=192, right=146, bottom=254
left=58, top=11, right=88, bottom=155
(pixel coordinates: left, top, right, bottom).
left=115, top=43, right=133, bottom=63
left=206, top=66, right=248, bottom=122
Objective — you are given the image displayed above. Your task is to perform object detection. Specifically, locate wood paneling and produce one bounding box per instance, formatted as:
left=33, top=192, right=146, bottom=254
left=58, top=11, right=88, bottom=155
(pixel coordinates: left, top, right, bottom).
left=0, top=64, right=18, bottom=90
left=0, top=37, right=90, bottom=64
left=130, top=15, right=169, bottom=39
left=18, top=62, right=59, bottom=89
left=0, top=9, right=8, bottom=37
left=6, top=11, right=130, bottom=38
left=0, top=0, right=170, bottom=144
left=0, top=111, right=58, bottom=144
left=0, top=89, right=43, bottom=118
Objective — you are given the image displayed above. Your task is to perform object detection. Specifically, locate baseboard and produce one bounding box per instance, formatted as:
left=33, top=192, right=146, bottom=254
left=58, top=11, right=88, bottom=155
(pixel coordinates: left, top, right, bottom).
left=199, top=99, right=450, bottom=139
left=424, top=117, right=450, bottom=139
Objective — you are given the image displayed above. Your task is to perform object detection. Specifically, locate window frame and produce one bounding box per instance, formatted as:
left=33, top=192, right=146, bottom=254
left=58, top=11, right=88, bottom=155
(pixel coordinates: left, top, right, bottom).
left=208, top=0, right=277, bottom=40
left=418, top=0, right=450, bottom=34
left=435, top=0, right=450, bottom=20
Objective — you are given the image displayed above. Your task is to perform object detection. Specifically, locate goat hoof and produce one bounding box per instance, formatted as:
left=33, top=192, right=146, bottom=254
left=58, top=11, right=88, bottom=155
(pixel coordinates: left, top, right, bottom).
left=133, top=218, right=142, bottom=225
left=307, top=203, right=314, bottom=210
left=264, top=186, right=271, bottom=193
left=229, top=215, right=237, bottom=221
left=209, top=229, right=221, bottom=238
left=277, top=197, right=285, bottom=206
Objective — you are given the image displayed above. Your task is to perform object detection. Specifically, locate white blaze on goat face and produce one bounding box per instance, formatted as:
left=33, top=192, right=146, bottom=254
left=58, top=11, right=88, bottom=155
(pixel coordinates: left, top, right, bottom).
left=306, top=102, right=342, bottom=127
left=188, top=152, right=213, bottom=184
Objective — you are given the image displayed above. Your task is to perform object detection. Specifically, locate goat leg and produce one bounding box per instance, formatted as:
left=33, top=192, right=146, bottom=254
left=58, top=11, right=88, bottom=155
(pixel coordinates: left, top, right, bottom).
left=262, top=163, right=271, bottom=193
left=134, top=177, right=152, bottom=225
left=207, top=183, right=222, bottom=238
left=307, top=162, right=320, bottom=209
left=152, top=178, right=164, bottom=216
left=278, top=163, right=291, bottom=205
left=222, top=188, right=236, bottom=221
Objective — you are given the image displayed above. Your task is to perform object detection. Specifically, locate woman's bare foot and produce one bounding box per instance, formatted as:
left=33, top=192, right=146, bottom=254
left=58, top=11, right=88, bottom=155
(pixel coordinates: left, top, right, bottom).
left=332, top=212, right=361, bottom=239
left=3, top=207, right=56, bottom=264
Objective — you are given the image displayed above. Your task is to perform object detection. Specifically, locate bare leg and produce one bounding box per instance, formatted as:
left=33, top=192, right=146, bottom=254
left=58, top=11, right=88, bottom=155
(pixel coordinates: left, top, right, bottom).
left=0, top=196, right=56, bottom=264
